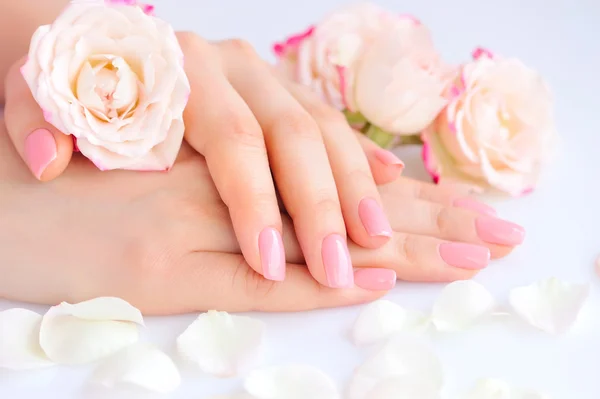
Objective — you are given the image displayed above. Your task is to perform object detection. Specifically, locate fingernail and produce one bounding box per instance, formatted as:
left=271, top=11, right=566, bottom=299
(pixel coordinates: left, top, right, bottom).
left=476, top=216, right=526, bottom=246
left=322, top=234, right=354, bottom=288
left=439, top=243, right=490, bottom=270
left=359, top=198, right=393, bottom=238
left=354, top=268, right=397, bottom=291
left=374, top=148, right=405, bottom=169
left=453, top=197, right=497, bottom=216
left=258, top=228, right=286, bottom=281
left=24, top=129, right=57, bottom=180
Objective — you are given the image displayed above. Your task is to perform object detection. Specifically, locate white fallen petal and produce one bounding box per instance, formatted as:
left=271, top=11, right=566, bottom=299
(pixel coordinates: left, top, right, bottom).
left=431, top=280, right=495, bottom=331
left=347, top=335, right=443, bottom=399
left=352, top=300, right=429, bottom=346
left=92, top=342, right=180, bottom=393
left=244, top=364, right=339, bottom=399
left=509, top=277, right=589, bottom=334
left=39, top=297, right=144, bottom=364
left=463, top=378, right=511, bottom=399
left=176, top=310, right=265, bottom=377
left=366, top=376, right=441, bottom=399
left=205, top=395, right=255, bottom=399
left=0, top=309, right=54, bottom=370
left=462, top=378, right=550, bottom=399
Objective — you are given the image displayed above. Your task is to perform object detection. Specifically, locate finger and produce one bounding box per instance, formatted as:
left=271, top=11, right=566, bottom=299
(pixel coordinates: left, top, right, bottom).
left=218, top=39, right=353, bottom=289
left=354, top=131, right=405, bottom=185
left=381, top=196, right=524, bottom=258
left=159, top=252, right=395, bottom=314
left=279, top=80, right=395, bottom=250
left=380, top=176, right=495, bottom=213
left=347, top=232, right=489, bottom=283
left=178, top=33, right=285, bottom=282
left=4, top=58, right=74, bottom=181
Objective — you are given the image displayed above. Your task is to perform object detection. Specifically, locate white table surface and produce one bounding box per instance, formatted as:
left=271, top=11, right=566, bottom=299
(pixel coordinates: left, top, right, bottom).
left=2, top=0, right=600, bottom=398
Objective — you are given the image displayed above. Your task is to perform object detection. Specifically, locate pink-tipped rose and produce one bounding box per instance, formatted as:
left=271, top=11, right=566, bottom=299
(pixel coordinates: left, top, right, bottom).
left=422, top=49, right=556, bottom=196
left=350, top=23, right=453, bottom=135
left=273, top=3, right=403, bottom=110
left=21, top=0, right=189, bottom=171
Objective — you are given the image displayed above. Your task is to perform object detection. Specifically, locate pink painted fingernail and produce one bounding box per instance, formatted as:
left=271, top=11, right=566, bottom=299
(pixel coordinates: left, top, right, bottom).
left=359, top=198, right=392, bottom=238
left=374, top=148, right=405, bottom=169
left=322, top=234, right=354, bottom=288
left=439, top=243, right=490, bottom=270
left=453, top=197, right=497, bottom=216
left=24, top=129, right=57, bottom=180
left=258, top=228, right=286, bottom=281
left=354, top=268, right=396, bottom=291
left=476, top=216, right=526, bottom=246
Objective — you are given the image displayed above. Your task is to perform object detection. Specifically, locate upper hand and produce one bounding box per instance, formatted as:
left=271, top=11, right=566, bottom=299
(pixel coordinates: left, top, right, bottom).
left=3, top=33, right=405, bottom=289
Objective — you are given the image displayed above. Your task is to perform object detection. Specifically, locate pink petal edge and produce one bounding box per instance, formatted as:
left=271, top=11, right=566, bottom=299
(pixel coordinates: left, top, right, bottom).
left=272, top=25, right=315, bottom=58
left=421, top=141, right=440, bottom=184
left=398, top=14, right=421, bottom=24
left=335, top=64, right=350, bottom=109
left=472, top=47, right=494, bottom=60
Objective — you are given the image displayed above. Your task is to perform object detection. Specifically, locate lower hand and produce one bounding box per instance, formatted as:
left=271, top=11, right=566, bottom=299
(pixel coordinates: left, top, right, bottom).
left=0, top=116, right=523, bottom=315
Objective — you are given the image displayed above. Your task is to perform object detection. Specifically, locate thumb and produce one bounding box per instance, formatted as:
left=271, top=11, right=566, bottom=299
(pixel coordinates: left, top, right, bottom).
left=4, top=57, right=73, bottom=181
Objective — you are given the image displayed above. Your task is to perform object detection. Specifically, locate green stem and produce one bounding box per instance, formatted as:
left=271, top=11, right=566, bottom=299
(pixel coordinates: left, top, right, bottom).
left=365, top=124, right=396, bottom=149
left=343, top=110, right=367, bottom=125
left=398, top=135, right=424, bottom=146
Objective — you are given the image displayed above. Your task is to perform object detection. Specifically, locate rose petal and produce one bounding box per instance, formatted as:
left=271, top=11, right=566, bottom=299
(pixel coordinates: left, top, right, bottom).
left=352, top=300, right=430, bottom=346
left=39, top=297, right=144, bottom=364
left=431, top=280, right=496, bottom=331
left=244, top=364, right=339, bottom=399
left=508, top=277, right=589, bottom=334
left=92, top=342, right=181, bottom=393
left=462, top=378, right=551, bottom=399
left=366, top=376, right=441, bottom=399
left=176, top=310, right=266, bottom=378
left=462, top=378, right=511, bottom=399
left=347, top=335, right=443, bottom=399
left=0, top=309, right=54, bottom=370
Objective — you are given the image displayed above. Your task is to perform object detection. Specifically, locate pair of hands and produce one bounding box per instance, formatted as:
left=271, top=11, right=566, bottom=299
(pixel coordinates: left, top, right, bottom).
left=0, top=34, right=524, bottom=314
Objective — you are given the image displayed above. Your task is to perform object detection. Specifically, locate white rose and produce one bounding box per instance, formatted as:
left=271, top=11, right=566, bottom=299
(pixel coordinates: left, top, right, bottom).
left=422, top=49, right=556, bottom=195
left=21, top=0, right=190, bottom=171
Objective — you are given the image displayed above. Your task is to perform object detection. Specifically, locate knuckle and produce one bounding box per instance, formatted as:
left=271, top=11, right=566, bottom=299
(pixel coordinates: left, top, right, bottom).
left=217, top=115, right=265, bottom=150
left=346, top=168, right=376, bottom=188
left=176, top=31, right=203, bottom=52
left=237, top=263, right=279, bottom=309
left=272, top=112, right=322, bottom=142
left=433, top=206, right=452, bottom=235
left=311, top=195, right=343, bottom=218
left=312, top=104, right=348, bottom=128
left=398, top=234, right=420, bottom=265
left=222, top=38, right=258, bottom=59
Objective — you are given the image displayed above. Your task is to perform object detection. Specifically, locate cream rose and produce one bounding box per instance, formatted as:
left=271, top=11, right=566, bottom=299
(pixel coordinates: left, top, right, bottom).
left=21, top=0, right=190, bottom=171
left=422, top=48, right=556, bottom=196
left=273, top=3, right=404, bottom=110
left=351, top=23, right=452, bottom=135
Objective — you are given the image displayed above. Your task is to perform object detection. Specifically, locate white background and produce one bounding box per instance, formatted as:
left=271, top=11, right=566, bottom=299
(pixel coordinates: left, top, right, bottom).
left=2, top=0, right=600, bottom=398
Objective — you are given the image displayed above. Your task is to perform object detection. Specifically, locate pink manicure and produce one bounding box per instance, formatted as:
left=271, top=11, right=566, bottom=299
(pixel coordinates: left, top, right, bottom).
left=354, top=268, right=396, bottom=291
left=359, top=198, right=392, bottom=238
left=439, top=243, right=490, bottom=270
left=322, top=234, right=354, bottom=288
left=258, top=228, right=286, bottom=281
left=374, top=148, right=405, bottom=169
left=453, top=197, right=497, bottom=216
left=24, top=129, right=57, bottom=180
left=476, top=216, right=526, bottom=246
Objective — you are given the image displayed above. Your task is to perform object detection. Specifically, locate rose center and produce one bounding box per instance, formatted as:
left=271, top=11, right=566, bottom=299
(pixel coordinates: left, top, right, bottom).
left=76, top=56, right=139, bottom=121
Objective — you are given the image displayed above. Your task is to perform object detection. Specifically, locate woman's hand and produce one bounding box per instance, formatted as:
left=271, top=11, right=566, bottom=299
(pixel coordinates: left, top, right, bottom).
left=0, top=112, right=524, bottom=315
left=4, top=34, right=405, bottom=290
